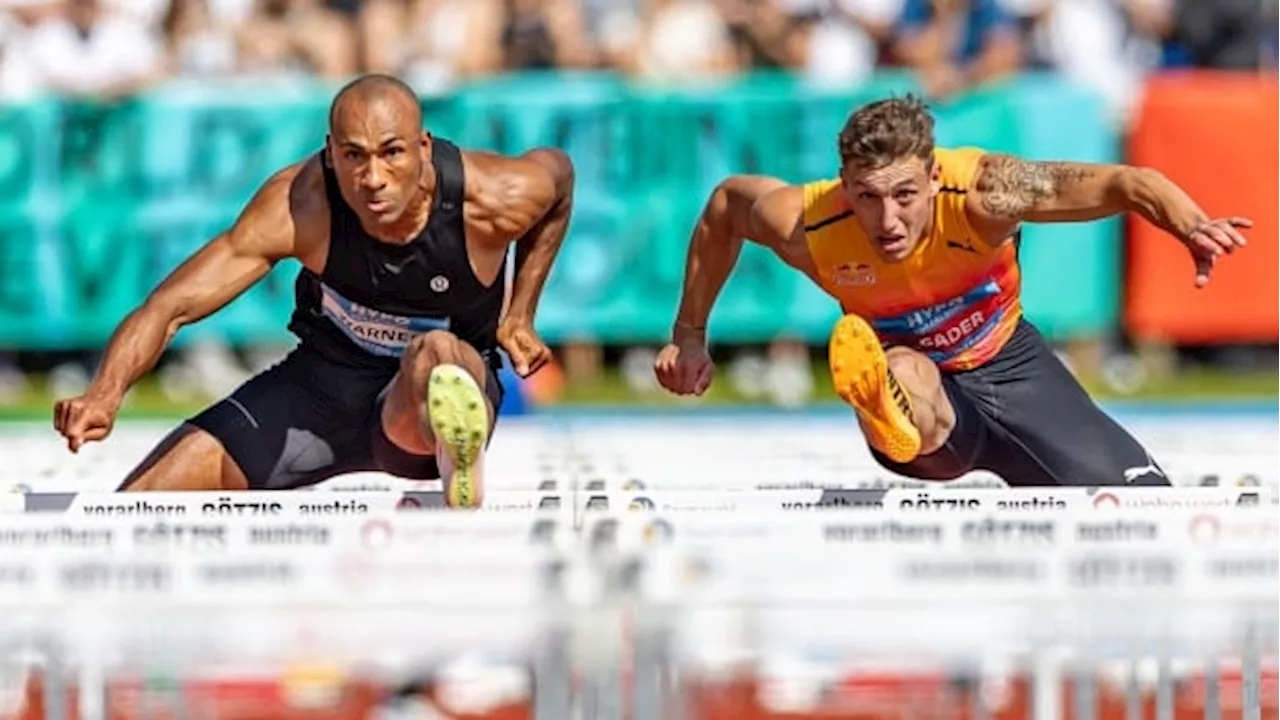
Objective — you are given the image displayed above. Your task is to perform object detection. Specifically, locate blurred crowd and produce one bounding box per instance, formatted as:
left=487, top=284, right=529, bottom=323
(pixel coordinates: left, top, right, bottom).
left=0, top=0, right=1275, bottom=406
left=1, top=0, right=1276, bottom=118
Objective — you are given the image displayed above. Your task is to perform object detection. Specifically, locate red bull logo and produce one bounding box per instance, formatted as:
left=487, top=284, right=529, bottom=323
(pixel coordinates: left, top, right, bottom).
left=1188, top=513, right=1279, bottom=548
left=832, top=262, right=876, bottom=287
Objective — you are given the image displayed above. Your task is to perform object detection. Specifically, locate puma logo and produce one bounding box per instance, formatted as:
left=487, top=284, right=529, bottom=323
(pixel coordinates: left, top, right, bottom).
left=946, top=239, right=977, bottom=254
left=886, top=372, right=914, bottom=422
left=1123, top=455, right=1165, bottom=484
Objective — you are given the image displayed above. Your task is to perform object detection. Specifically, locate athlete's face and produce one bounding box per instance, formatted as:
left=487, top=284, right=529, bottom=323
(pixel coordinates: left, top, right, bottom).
left=327, top=97, right=429, bottom=232
left=840, top=155, right=940, bottom=262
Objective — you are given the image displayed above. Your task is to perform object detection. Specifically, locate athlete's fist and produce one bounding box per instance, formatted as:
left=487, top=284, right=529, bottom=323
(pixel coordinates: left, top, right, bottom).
left=1183, top=216, right=1251, bottom=288
left=655, top=339, right=715, bottom=397
left=497, top=319, right=552, bottom=378
left=54, top=392, right=121, bottom=453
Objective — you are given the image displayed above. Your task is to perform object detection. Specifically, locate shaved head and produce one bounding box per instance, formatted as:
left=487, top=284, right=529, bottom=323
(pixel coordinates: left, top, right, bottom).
left=326, top=74, right=431, bottom=235
left=328, top=74, right=423, bottom=132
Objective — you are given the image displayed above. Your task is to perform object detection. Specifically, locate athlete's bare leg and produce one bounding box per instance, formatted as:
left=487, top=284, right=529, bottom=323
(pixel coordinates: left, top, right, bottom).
left=880, top=347, right=956, bottom=455
left=118, top=424, right=250, bottom=492
left=382, top=330, right=494, bottom=507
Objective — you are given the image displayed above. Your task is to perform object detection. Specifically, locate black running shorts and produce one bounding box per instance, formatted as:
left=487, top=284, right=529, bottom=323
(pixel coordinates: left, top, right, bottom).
left=871, top=320, right=1168, bottom=487
left=186, top=346, right=504, bottom=490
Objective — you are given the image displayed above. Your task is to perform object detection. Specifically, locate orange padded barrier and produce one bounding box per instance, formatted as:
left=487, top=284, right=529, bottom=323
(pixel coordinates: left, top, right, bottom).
left=1125, top=72, right=1279, bottom=343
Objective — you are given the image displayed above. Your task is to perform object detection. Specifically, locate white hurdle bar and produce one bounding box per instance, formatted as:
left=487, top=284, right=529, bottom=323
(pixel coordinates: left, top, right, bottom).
left=0, top=495, right=1274, bottom=719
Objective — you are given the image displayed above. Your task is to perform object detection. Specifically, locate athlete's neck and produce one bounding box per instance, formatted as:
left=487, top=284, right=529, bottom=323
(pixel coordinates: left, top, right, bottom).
left=365, top=163, right=437, bottom=245
left=920, top=200, right=936, bottom=243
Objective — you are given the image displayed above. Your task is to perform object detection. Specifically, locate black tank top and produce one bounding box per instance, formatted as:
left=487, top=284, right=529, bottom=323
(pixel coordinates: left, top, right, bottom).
left=287, top=138, right=506, bottom=370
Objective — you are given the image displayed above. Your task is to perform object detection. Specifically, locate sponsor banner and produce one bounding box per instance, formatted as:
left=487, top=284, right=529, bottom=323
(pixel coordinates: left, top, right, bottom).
left=1184, top=511, right=1279, bottom=549
left=579, top=474, right=1008, bottom=493
left=578, top=489, right=901, bottom=516
left=1086, top=487, right=1270, bottom=511
left=590, top=506, right=1278, bottom=557
left=591, top=514, right=1052, bottom=553
left=766, top=555, right=1054, bottom=603
left=0, top=547, right=551, bottom=606
left=599, top=509, right=1059, bottom=548
left=1070, top=518, right=1162, bottom=545
left=1190, top=551, right=1280, bottom=600
left=626, top=508, right=1279, bottom=594
left=14, top=490, right=568, bottom=516
left=0, top=513, right=570, bottom=556
left=1062, top=552, right=1185, bottom=591
left=0, top=517, right=1270, bottom=606
left=578, top=487, right=1270, bottom=517
left=336, top=514, right=576, bottom=552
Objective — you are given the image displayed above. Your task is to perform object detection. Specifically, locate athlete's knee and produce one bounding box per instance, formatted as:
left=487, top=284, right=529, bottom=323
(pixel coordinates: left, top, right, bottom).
left=404, top=330, right=460, bottom=368
left=884, top=348, right=954, bottom=453
left=403, top=331, right=484, bottom=380
left=885, top=347, right=939, bottom=389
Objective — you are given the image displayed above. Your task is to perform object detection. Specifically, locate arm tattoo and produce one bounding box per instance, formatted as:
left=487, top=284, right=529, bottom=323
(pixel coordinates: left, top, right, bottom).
left=974, top=155, right=1097, bottom=219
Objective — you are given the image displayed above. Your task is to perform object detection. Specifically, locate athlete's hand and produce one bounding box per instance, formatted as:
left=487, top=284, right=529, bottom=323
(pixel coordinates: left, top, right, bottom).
left=53, top=391, right=121, bottom=453
left=497, top=319, right=552, bottom=378
left=1183, top=216, right=1251, bottom=288
left=655, top=339, right=715, bottom=397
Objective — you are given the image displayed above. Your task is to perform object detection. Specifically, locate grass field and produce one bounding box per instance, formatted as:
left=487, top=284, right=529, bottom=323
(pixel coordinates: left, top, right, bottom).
left=1, top=363, right=1275, bottom=421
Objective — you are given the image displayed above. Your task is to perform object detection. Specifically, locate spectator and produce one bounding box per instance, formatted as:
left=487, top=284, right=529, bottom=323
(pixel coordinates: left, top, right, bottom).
left=0, top=1, right=52, bottom=100
left=104, top=0, right=166, bottom=33
left=1136, top=0, right=1276, bottom=70
left=1268, top=0, right=1280, bottom=67
left=579, top=0, right=642, bottom=70
left=26, top=0, right=164, bottom=99
left=236, top=0, right=355, bottom=79
left=359, top=0, right=502, bottom=93
left=500, top=0, right=593, bottom=71
left=715, top=0, right=806, bottom=70
left=776, top=0, right=904, bottom=87
left=894, top=0, right=1024, bottom=100
left=624, top=0, right=739, bottom=82
left=161, top=0, right=238, bottom=76
left=1002, top=0, right=1166, bottom=124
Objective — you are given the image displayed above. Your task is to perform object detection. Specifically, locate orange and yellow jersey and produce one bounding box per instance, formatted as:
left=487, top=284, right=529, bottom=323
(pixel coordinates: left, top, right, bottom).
left=802, top=147, right=1021, bottom=372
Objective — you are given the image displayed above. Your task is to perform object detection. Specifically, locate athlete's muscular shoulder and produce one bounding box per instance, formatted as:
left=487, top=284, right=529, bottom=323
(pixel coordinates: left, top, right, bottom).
left=232, top=155, right=329, bottom=268
left=138, top=155, right=329, bottom=329
left=749, top=183, right=813, bottom=271
left=700, top=175, right=813, bottom=272
left=461, top=147, right=572, bottom=247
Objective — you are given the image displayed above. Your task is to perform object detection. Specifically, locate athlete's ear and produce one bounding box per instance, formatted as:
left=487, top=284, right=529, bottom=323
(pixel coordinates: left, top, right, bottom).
left=929, top=154, right=942, bottom=195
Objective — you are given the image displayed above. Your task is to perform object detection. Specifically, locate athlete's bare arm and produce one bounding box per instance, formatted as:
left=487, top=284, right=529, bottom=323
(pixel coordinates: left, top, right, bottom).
left=966, top=154, right=1250, bottom=287
left=657, top=176, right=816, bottom=396
left=462, top=148, right=574, bottom=376
left=54, top=161, right=325, bottom=450
left=671, top=176, right=816, bottom=342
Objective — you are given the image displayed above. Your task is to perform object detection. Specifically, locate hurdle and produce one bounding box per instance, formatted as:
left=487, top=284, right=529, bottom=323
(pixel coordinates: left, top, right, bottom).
left=0, top=490, right=1274, bottom=719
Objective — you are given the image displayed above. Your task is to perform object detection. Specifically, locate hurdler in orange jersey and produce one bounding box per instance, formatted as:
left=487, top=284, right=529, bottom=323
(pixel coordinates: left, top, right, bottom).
left=656, top=95, right=1251, bottom=487
left=803, top=147, right=1020, bottom=373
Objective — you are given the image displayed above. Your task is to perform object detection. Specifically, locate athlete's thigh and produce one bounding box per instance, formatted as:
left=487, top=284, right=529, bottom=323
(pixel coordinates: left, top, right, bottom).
left=118, top=423, right=249, bottom=491
left=184, top=349, right=384, bottom=490
left=370, top=355, right=506, bottom=479
left=870, top=376, right=990, bottom=481
left=975, top=323, right=1166, bottom=487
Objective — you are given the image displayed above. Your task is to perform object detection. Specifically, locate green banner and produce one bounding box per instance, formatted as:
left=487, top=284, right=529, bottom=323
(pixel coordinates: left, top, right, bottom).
left=0, top=72, right=1120, bottom=349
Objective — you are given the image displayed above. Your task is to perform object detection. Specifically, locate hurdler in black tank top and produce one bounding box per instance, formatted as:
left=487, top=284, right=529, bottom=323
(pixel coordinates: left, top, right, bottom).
left=287, top=138, right=506, bottom=370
